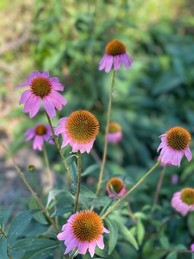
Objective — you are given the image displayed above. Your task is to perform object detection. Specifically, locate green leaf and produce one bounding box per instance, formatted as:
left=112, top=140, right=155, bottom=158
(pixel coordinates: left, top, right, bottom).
left=105, top=219, right=118, bottom=255
left=7, top=211, right=34, bottom=243
left=82, top=164, right=100, bottom=176
left=28, top=197, right=48, bottom=225
left=0, top=207, right=12, bottom=231
left=10, top=238, right=59, bottom=258
left=137, top=219, right=145, bottom=245
left=116, top=221, right=138, bottom=250
left=46, top=189, right=66, bottom=209
left=165, top=251, right=177, bottom=259
left=0, top=237, right=9, bottom=259
left=78, top=185, right=97, bottom=198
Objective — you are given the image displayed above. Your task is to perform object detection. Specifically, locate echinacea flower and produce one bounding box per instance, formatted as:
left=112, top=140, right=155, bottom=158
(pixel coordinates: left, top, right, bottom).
left=171, top=188, right=194, bottom=216
left=57, top=210, right=109, bottom=257
left=55, top=110, right=99, bottom=153
left=106, top=177, right=126, bottom=199
left=25, top=124, right=53, bottom=151
left=157, top=126, right=192, bottom=167
left=99, top=39, right=132, bottom=73
left=19, top=71, right=67, bottom=118
left=107, top=122, right=122, bottom=143
left=191, top=243, right=194, bottom=252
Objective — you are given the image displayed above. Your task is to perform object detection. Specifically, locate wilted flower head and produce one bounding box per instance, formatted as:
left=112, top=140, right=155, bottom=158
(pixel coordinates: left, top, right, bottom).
left=106, top=177, right=126, bottom=199
left=107, top=122, right=122, bottom=144
left=25, top=124, right=53, bottom=151
left=157, top=126, right=192, bottom=167
left=57, top=210, right=109, bottom=257
left=171, top=187, right=194, bottom=216
left=19, top=71, right=67, bottom=118
left=55, top=110, right=99, bottom=153
left=99, top=39, right=132, bottom=73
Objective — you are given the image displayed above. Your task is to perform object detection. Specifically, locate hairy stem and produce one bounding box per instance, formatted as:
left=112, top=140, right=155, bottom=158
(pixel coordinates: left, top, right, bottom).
left=95, top=70, right=116, bottom=196
left=45, top=112, right=72, bottom=183
left=74, top=151, right=82, bottom=213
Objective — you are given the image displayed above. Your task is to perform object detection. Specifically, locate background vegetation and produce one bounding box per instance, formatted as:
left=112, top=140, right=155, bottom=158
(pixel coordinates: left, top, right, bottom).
left=1, top=0, right=194, bottom=258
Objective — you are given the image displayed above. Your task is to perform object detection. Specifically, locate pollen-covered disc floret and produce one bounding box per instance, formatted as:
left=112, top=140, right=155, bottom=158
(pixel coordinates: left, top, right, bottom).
left=171, top=188, right=194, bottom=216
left=19, top=71, right=67, bottom=118
left=55, top=110, right=99, bottom=153
left=157, top=126, right=192, bottom=167
left=25, top=124, right=53, bottom=151
left=106, top=177, right=126, bottom=199
left=57, top=211, right=109, bottom=257
left=107, top=122, right=122, bottom=143
left=99, top=39, right=132, bottom=73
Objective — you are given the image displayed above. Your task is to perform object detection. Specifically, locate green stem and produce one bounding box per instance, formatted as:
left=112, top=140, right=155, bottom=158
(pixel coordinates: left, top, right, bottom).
left=43, top=144, right=53, bottom=189
left=74, top=151, right=82, bottom=213
left=152, top=166, right=166, bottom=210
left=95, top=70, right=116, bottom=196
left=2, top=144, right=59, bottom=232
left=45, top=112, right=72, bottom=183
left=101, top=161, right=160, bottom=219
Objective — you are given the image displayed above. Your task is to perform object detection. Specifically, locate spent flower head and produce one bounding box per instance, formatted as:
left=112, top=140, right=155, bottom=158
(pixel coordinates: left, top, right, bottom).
left=99, top=39, right=132, bottom=73
left=55, top=110, right=99, bottom=153
left=107, top=122, right=122, bottom=144
left=171, top=187, right=194, bottom=216
left=157, top=126, right=192, bottom=167
left=57, top=210, right=109, bottom=257
left=25, top=124, right=53, bottom=151
left=19, top=71, right=67, bottom=118
left=106, top=177, right=126, bottom=199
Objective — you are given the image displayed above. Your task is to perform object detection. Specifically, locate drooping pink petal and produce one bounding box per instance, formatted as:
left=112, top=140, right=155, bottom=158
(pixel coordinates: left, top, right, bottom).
left=105, top=55, right=113, bottom=73
left=43, top=97, right=56, bottom=118
left=113, top=55, right=121, bottom=70
left=25, top=128, right=35, bottom=141
left=88, top=241, right=96, bottom=257
left=19, top=89, right=32, bottom=104
left=77, top=241, right=89, bottom=255
left=184, top=147, right=192, bottom=161
left=65, top=238, right=79, bottom=254
left=33, top=136, right=44, bottom=150
left=96, top=236, right=104, bottom=249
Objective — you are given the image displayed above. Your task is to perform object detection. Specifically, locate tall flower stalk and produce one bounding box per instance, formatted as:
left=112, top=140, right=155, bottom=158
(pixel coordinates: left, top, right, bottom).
left=101, top=160, right=160, bottom=219
left=95, top=70, right=116, bottom=196
left=74, top=151, right=82, bottom=212
left=45, top=112, right=72, bottom=182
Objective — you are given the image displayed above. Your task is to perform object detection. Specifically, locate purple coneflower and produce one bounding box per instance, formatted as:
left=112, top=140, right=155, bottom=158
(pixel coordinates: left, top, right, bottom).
left=57, top=210, right=109, bottom=257
left=107, top=122, right=122, bottom=144
left=106, top=177, right=126, bottom=199
left=99, top=39, right=132, bottom=73
left=19, top=71, right=67, bottom=118
left=157, top=127, right=192, bottom=167
left=25, top=124, right=53, bottom=151
left=171, top=187, right=194, bottom=216
left=55, top=110, right=99, bottom=153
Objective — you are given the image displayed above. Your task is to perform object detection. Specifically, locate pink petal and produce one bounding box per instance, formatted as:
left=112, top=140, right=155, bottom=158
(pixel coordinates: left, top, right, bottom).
left=88, top=241, right=96, bottom=257
left=77, top=241, right=89, bottom=254
left=65, top=238, right=78, bottom=254
left=33, top=136, right=44, bottom=150
left=96, top=236, right=104, bottom=249
left=25, top=128, right=35, bottom=141
left=105, top=56, right=113, bottom=73
left=113, top=55, right=121, bottom=70
left=19, top=90, right=32, bottom=104
left=184, top=147, right=192, bottom=161
left=24, top=95, right=41, bottom=118
left=51, top=91, right=67, bottom=106
left=43, top=97, right=56, bottom=118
